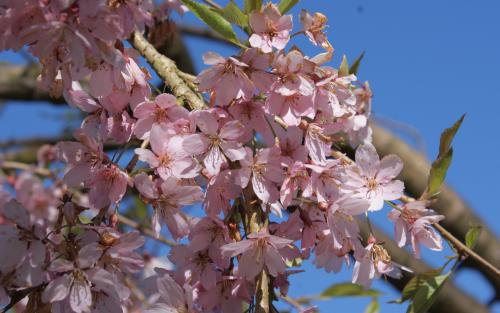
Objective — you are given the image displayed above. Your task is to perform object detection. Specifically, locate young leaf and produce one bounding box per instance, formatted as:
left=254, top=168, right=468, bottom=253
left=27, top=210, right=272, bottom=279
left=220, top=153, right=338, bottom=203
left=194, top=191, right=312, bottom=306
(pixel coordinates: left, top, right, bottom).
left=438, top=114, right=465, bottom=157
left=339, top=55, right=350, bottom=77
left=349, top=51, right=365, bottom=75
left=278, top=0, right=299, bottom=14
left=406, top=273, right=450, bottom=313
left=181, top=0, right=242, bottom=46
left=221, top=1, right=248, bottom=27
left=465, top=225, right=482, bottom=249
left=364, top=298, right=380, bottom=313
left=426, top=147, right=453, bottom=197
left=244, top=0, right=262, bottom=13
left=320, top=283, right=382, bottom=299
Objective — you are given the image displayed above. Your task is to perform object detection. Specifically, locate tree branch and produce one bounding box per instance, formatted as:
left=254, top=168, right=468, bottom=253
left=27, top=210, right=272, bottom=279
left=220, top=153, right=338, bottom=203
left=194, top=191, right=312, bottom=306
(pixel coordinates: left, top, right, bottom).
left=130, top=30, right=205, bottom=110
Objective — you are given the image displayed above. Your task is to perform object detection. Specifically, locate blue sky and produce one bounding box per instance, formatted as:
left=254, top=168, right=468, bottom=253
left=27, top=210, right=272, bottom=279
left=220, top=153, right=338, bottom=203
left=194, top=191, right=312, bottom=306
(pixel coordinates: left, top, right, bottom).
left=1, top=0, right=499, bottom=312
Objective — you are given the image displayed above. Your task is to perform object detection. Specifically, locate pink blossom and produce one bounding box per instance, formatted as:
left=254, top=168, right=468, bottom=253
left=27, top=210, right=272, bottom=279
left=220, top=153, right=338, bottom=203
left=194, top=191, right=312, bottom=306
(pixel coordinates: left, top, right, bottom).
left=280, top=162, right=309, bottom=208
left=134, top=173, right=201, bottom=240
left=56, top=129, right=107, bottom=188
left=87, top=164, right=130, bottom=210
left=341, top=143, right=404, bottom=211
left=188, top=216, right=232, bottom=268
left=204, top=169, right=242, bottom=216
left=99, top=230, right=145, bottom=273
left=304, top=122, right=332, bottom=165
left=305, top=159, right=341, bottom=203
left=135, top=125, right=200, bottom=180
left=221, top=228, right=293, bottom=280
left=42, top=243, right=128, bottom=313
left=249, top=3, right=293, bottom=53
left=169, top=244, right=218, bottom=289
left=0, top=200, right=46, bottom=273
left=133, top=93, right=189, bottom=139
left=197, top=275, right=251, bottom=312
left=266, top=92, right=315, bottom=126
left=197, top=52, right=254, bottom=106
left=144, top=270, right=195, bottom=313
left=236, top=147, right=284, bottom=204
left=148, top=175, right=203, bottom=240
left=352, top=236, right=401, bottom=288
left=276, top=125, right=308, bottom=165
left=183, top=110, right=246, bottom=175
left=388, top=201, right=444, bottom=257
left=299, top=10, right=332, bottom=51
left=228, top=99, right=273, bottom=144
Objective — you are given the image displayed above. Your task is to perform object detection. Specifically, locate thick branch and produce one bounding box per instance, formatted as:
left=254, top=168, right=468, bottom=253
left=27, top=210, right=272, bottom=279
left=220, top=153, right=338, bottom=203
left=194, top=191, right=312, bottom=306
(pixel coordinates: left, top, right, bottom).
left=130, top=30, right=205, bottom=110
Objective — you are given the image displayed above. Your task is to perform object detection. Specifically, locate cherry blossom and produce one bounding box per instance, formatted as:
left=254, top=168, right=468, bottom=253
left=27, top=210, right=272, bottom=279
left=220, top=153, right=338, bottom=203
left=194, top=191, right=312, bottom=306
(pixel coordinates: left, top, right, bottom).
left=388, top=201, right=445, bottom=257
left=341, top=143, right=404, bottom=211
left=221, top=228, right=294, bottom=280
left=249, top=3, right=293, bottom=53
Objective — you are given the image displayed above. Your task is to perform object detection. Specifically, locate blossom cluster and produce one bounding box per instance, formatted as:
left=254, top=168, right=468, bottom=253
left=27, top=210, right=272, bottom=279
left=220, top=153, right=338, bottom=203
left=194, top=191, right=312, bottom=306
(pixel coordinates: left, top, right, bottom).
left=0, top=1, right=445, bottom=313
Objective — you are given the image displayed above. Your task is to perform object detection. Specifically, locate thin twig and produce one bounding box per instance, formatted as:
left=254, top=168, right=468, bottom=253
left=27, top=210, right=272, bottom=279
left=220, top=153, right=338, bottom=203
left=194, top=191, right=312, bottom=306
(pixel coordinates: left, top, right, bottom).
left=1, top=160, right=52, bottom=177
left=331, top=150, right=500, bottom=279
left=118, top=214, right=177, bottom=247
left=125, top=139, right=149, bottom=173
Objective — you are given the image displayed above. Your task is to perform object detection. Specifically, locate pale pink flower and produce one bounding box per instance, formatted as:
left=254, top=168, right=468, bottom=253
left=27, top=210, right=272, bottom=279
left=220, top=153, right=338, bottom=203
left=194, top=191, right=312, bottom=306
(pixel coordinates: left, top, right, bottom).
left=135, top=125, right=200, bottom=180
left=144, top=270, right=195, bottom=313
left=87, top=164, right=130, bottom=210
left=204, top=169, right=242, bottom=216
left=276, top=125, right=308, bottom=165
left=154, top=176, right=203, bottom=240
left=197, top=52, right=254, bottom=106
left=221, top=228, right=293, bottom=280
left=0, top=200, right=46, bottom=273
left=271, top=50, right=315, bottom=97
left=352, top=236, right=401, bottom=288
left=134, top=173, right=202, bottom=240
left=133, top=93, right=189, bottom=139
left=249, top=3, right=293, bottom=53
left=42, top=243, right=128, bottom=313
left=236, top=147, right=284, bottom=204
left=239, top=48, right=274, bottom=92
left=388, top=201, right=444, bottom=258
left=169, top=244, right=218, bottom=289
left=304, top=122, right=331, bottom=165
left=280, top=162, right=309, bottom=208
left=183, top=110, right=246, bottom=175
left=266, top=92, right=315, bottom=126
left=228, top=99, right=272, bottom=144
left=188, top=217, right=232, bottom=268
left=341, top=143, right=404, bottom=211
left=299, top=10, right=332, bottom=51
left=56, top=129, right=107, bottom=188
left=99, top=230, right=145, bottom=273
left=197, top=274, right=251, bottom=312
left=305, top=159, right=341, bottom=202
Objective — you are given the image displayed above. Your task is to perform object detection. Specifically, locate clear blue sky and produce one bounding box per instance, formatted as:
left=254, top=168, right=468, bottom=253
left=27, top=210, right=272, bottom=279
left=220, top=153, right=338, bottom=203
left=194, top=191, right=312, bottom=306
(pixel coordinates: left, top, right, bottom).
left=1, top=1, right=499, bottom=312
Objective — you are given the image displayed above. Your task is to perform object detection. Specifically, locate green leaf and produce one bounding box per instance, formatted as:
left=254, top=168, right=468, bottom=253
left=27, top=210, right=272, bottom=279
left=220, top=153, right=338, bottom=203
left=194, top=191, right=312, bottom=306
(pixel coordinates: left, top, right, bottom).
left=278, top=0, right=299, bottom=14
left=320, top=283, right=382, bottom=299
left=426, top=147, right=453, bottom=197
left=243, top=0, right=262, bottom=13
left=438, top=114, right=465, bottom=157
left=181, top=0, right=241, bottom=46
left=220, top=1, right=248, bottom=27
left=364, top=299, right=380, bottom=313
left=339, top=55, right=349, bottom=77
left=390, top=269, right=443, bottom=304
left=406, top=274, right=450, bottom=313
left=349, top=51, right=365, bottom=75
left=465, top=225, right=482, bottom=249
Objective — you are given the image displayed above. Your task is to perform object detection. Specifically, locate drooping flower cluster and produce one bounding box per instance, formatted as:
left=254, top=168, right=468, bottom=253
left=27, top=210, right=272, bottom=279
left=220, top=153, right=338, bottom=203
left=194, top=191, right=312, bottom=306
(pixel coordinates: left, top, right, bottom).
left=0, top=1, right=447, bottom=312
